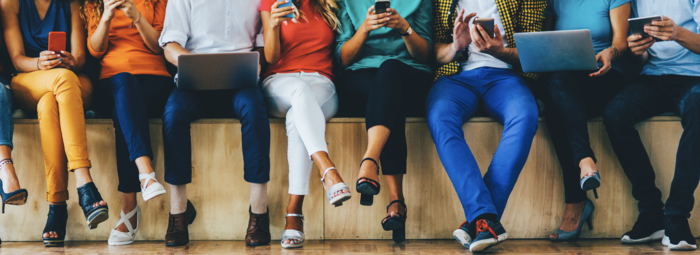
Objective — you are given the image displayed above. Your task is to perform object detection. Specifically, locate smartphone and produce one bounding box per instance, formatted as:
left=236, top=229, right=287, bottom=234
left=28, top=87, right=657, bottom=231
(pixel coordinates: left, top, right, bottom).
left=277, top=1, right=294, bottom=18
left=475, top=18, right=495, bottom=39
left=48, top=31, right=66, bottom=52
left=375, top=0, right=390, bottom=14
left=629, top=16, right=663, bottom=39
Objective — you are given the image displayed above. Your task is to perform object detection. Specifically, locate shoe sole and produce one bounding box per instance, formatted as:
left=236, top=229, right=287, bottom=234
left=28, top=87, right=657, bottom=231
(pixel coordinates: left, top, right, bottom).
left=108, top=240, right=134, bottom=246
left=5, top=193, right=27, bottom=206
left=356, top=183, right=380, bottom=195
left=166, top=242, right=189, bottom=247
left=281, top=242, right=304, bottom=249
left=469, top=233, right=508, bottom=253
left=330, top=193, right=351, bottom=207
left=246, top=241, right=271, bottom=246
left=662, top=236, right=697, bottom=250
left=142, top=189, right=166, bottom=202
left=453, top=229, right=472, bottom=249
left=382, top=219, right=404, bottom=231
left=621, top=230, right=664, bottom=244
left=43, top=239, right=64, bottom=247
left=87, top=208, right=109, bottom=229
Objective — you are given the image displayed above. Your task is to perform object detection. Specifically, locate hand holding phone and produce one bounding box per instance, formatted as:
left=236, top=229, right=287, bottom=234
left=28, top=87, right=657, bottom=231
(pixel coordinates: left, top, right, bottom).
left=629, top=16, right=663, bottom=39
left=277, top=0, right=294, bottom=18
left=474, top=18, right=494, bottom=39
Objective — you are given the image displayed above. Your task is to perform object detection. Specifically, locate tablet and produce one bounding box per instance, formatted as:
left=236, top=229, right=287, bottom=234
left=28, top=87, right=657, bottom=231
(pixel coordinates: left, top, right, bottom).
left=629, top=16, right=663, bottom=39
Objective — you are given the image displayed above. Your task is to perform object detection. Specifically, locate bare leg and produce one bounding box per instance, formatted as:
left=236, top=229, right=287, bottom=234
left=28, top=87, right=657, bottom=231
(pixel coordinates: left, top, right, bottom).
left=550, top=201, right=587, bottom=239
left=358, top=126, right=390, bottom=183
left=283, top=195, right=304, bottom=245
left=579, top=157, right=598, bottom=179
left=134, top=156, right=157, bottom=188
left=73, top=168, right=107, bottom=209
left=312, top=151, right=349, bottom=197
left=0, top=145, right=20, bottom=193
left=115, top=192, right=139, bottom=232
left=385, top=174, right=406, bottom=218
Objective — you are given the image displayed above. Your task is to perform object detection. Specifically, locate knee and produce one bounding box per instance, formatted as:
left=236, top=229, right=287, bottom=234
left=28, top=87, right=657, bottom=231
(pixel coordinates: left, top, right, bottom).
left=681, top=86, right=700, bottom=110
left=162, top=95, right=190, bottom=129
left=288, top=81, right=316, bottom=102
left=505, top=104, right=539, bottom=136
left=109, top=72, right=138, bottom=93
left=427, top=100, right=463, bottom=139
left=36, top=93, right=58, bottom=117
left=602, top=100, right=630, bottom=133
left=375, top=59, right=406, bottom=89
left=51, top=69, right=81, bottom=88
left=236, top=89, right=269, bottom=119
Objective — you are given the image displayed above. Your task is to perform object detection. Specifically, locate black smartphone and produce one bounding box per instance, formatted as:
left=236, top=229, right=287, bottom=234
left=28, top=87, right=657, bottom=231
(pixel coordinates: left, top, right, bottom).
left=475, top=18, right=495, bottom=39
left=629, top=16, right=664, bottom=39
left=375, top=0, right=390, bottom=14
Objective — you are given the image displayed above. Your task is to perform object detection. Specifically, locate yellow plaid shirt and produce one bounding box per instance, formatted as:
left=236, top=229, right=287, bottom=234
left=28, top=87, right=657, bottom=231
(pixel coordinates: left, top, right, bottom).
left=433, top=0, right=547, bottom=80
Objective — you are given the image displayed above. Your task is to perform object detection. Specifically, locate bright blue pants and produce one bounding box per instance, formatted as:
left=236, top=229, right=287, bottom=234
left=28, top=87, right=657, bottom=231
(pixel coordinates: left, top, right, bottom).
left=426, top=67, right=539, bottom=223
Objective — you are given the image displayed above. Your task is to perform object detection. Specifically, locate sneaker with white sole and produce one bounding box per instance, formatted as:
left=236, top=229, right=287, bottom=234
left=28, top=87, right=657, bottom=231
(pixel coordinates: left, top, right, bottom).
left=621, top=211, right=664, bottom=244
left=662, top=215, right=697, bottom=251
left=453, top=221, right=474, bottom=249
left=469, top=219, right=508, bottom=253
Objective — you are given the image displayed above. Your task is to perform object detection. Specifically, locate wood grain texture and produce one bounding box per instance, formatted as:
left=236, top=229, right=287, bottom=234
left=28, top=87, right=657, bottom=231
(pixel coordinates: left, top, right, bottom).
left=0, top=239, right=690, bottom=254
left=0, top=117, right=691, bottom=241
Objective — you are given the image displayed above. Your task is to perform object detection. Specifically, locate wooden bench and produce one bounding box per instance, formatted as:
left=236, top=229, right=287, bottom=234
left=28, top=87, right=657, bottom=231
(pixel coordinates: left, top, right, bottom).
left=0, top=116, right=690, bottom=241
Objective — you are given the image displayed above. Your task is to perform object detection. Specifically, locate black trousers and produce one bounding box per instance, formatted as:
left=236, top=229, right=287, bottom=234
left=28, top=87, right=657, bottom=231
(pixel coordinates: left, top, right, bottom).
left=603, top=75, right=700, bottom=217
left=336, top=59, right=433, bottom=175
left=543, top=70, right=626, bottom=203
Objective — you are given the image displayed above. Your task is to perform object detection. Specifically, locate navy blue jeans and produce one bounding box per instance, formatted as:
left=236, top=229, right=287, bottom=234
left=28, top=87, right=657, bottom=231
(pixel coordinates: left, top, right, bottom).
left=95, top=73, right=173, bottom=193
left=0, top=75, right=13, bottom=149
left=543, top=70, right=626, bottom=203
left=162, top=87, right=271, bottom=185
left=603, top=75, right=700, bottom=218
left=426, top=67, right=539, bottom=222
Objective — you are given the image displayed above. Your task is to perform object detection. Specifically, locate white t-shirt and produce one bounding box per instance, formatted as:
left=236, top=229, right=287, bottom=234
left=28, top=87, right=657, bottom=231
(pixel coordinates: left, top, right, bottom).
left=458, top=0, right=512, bottom=71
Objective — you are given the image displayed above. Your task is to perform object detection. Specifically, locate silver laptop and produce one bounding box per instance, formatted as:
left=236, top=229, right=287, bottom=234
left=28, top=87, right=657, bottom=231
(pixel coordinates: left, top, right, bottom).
left=514, top=30, right=598, bottom=73
left=177, top=52, right=259, bottom=90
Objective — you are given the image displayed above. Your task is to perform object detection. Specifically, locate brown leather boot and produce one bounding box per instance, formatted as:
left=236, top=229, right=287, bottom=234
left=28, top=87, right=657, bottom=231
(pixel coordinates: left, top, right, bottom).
left=165, top=200, right=197, bottom=246
left=245, top=207, right=271, bottom=246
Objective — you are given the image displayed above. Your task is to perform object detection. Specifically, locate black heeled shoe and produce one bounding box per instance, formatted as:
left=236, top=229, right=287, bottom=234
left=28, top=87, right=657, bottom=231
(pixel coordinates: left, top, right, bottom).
left=77, top=182, right=109, bottom=229
left=580, top=172, right=601, bottom=199
left=43, top=204, right=68, bottom=247
left=0, top=159, right=28, bottom=213
left=382, top=200, right=407, bottom=243
left=356, top=158, right=381, bottom=206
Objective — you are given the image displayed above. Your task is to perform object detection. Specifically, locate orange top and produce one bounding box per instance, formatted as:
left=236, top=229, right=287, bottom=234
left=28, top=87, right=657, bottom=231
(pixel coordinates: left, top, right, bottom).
left=86, top=0, right=170, bottom=80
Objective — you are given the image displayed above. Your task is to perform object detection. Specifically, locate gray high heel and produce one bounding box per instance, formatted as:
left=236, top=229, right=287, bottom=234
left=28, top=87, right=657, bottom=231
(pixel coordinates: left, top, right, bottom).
left=580, top=172, right=601, bottom=199
left=551, top=199, right=595, bottom=241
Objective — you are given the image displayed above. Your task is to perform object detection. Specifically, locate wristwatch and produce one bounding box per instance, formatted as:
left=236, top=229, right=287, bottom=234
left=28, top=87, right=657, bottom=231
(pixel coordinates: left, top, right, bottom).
left=401, top=26, right=413, bottom=36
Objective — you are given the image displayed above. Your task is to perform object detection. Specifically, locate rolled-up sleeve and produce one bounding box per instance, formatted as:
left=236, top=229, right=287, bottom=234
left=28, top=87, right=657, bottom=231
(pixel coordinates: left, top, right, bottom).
left=413, top=0, right=433, bottom=52
left=335, top=0, right=356, bottom=68
left=159, top=0, right=190, bottom=48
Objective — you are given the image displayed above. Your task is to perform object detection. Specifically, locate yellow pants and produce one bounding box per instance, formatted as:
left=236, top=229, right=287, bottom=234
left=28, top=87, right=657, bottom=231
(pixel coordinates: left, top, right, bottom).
left=11, top=68, right=93, bottom=203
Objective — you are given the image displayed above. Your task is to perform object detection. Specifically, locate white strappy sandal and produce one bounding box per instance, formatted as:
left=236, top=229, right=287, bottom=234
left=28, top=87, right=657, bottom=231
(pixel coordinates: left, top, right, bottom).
left=281, top=214, right=305, bottom=249
left=320, top=167, right=351, bottom=206
left=108, top=206, right=141, bottom=246
left=139, top=172, right=166, bottom=201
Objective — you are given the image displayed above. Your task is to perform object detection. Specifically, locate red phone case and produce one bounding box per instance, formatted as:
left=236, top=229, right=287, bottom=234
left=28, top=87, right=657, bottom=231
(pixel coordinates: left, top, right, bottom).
left=48, top=31, right=66, bottom=52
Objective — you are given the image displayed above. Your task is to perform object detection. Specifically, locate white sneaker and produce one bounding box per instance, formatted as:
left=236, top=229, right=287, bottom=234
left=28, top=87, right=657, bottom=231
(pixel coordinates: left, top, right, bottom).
left=140, top=172, right=166, bottom=201
left=108, top=206, right=141, bottom=246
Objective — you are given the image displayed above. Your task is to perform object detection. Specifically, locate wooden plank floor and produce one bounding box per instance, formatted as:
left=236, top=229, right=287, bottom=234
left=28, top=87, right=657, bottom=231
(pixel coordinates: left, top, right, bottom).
left=0, top=239, right=693, bottom=254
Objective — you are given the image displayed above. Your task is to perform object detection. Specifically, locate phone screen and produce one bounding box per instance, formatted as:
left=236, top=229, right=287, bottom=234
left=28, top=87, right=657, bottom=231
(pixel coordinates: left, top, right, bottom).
left=475, top=19, right=495, bottom=39
left=375, top=0, right=390, bottom=14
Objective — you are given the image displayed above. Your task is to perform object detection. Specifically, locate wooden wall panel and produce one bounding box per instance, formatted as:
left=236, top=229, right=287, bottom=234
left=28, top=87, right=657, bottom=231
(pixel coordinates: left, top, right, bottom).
left=0, top=117, right=690, bottom=241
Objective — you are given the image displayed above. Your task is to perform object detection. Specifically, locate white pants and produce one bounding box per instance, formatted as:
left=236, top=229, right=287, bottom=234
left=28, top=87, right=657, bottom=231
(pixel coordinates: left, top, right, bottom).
left=262, top=72, right=338, bottom=195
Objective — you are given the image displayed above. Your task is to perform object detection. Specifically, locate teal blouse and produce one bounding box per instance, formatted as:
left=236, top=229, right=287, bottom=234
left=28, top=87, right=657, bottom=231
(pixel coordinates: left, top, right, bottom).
left=335, top=0, right=433, bottom=73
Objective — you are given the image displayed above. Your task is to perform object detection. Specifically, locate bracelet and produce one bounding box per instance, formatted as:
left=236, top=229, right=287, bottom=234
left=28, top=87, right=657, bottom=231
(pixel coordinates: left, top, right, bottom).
left=129, top=12, right=142, bottom=28
left=610, top=46, right=619, bottom=61
left=37, top=58, right=40, bottom=70
left=0, top=158, right=13, bottom=169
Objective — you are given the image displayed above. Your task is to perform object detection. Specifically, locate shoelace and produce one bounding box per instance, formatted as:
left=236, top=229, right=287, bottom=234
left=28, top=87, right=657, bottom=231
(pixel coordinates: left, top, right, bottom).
left=250, top=215, right=262, bottom=230
left=476, top=219, right=498, bottom=241
left=168, top=214, right=182, bottom=233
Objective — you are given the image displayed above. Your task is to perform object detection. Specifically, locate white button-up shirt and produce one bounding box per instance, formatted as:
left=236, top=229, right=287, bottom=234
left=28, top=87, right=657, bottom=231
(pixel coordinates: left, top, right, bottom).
left=159, top=0, right=264, bottom=53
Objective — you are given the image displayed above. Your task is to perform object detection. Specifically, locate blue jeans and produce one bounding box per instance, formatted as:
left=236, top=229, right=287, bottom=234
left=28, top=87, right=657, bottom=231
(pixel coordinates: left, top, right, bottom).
left=94, top=73, right=173, bottom=193
left=162, top=87, right=271, bottom=185
left=426, top=68, right=539, bottom=223
left=0, top=75, right=12, bottom=149
left=603, top=75, right=700, bottom=218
